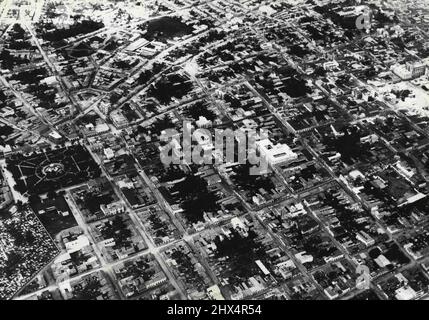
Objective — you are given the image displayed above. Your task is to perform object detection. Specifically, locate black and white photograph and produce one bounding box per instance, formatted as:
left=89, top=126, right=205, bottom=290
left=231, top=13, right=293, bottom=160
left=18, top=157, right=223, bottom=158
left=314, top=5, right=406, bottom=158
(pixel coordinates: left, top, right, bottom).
left=0, top=0, right=428, bottom=314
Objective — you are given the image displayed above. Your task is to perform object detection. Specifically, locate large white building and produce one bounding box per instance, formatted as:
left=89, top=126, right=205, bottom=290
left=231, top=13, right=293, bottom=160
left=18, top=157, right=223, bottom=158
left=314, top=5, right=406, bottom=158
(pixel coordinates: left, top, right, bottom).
left=393, top=61, right=427, bottom=80
left=256, top=138, right=298, bottom=166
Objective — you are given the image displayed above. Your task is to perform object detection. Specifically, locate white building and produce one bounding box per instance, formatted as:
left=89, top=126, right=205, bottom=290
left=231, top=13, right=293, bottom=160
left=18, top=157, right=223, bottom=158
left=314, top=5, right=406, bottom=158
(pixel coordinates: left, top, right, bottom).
left=207, top=285, right=225, bottom=300
left=256, top=138, right=298, bottom=166
left=356, top=231, right=375, bottom=247
left=65, top=235, right=90, bottom=254
left=104, top=147, right=115, bottom=160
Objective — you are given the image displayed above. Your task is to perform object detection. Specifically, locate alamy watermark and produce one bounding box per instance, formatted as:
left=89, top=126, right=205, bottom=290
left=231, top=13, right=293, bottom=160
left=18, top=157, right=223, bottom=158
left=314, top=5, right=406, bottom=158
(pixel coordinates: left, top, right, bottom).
left=159, top=121, right=270, bottom=175
left=356, top=7, right=372, bottom=31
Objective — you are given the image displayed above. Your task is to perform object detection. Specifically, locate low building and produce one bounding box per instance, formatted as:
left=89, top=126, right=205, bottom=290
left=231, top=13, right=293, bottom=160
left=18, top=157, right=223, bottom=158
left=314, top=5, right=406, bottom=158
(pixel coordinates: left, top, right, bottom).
left=100, top=201, right=125, bottom=216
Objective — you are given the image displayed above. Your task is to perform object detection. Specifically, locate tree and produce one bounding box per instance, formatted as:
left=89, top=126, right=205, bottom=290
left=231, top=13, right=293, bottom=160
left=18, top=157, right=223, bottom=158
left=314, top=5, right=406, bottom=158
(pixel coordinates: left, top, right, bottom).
left=25, top=230, right=35, bottom=243
left=5, top=251, right=23, bottom=275
left=29, top=194, right=42, bottom=205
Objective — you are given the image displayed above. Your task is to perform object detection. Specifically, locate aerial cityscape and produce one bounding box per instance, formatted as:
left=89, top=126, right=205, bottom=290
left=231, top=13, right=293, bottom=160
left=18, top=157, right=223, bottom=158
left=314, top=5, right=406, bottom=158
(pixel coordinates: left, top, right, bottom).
left=0, top=0, right=429, bottom=303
